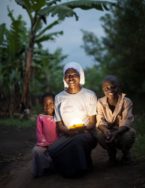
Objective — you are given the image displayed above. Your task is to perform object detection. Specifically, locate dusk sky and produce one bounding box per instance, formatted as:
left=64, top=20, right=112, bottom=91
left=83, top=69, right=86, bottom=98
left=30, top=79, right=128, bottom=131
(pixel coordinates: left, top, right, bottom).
left=0, top=0, right=111, bottom=68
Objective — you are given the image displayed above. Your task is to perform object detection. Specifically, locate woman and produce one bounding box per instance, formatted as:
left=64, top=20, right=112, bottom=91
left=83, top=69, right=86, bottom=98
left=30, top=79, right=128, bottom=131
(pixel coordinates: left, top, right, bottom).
left=48, top=62, right=97, bottom=177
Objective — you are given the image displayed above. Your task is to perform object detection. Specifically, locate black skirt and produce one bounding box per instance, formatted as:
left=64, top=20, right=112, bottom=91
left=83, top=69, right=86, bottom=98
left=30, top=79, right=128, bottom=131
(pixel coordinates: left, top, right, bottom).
left=48, top=132, right=97, bottom=177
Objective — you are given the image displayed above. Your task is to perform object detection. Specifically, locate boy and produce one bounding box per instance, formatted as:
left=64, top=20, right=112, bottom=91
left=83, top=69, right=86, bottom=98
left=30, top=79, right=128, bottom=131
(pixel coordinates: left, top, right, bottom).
left=96, top=75, right=136, bottom=164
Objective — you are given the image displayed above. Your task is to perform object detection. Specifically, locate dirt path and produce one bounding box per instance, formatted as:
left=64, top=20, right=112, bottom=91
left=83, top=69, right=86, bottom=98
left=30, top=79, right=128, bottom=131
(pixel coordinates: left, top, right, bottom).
left=0, top=125, right=145, bottom=188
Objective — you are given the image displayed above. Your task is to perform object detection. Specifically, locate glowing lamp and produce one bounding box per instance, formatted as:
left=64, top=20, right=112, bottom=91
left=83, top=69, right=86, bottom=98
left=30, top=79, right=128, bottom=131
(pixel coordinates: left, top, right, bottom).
left=68, top=118, right=84, bottom=129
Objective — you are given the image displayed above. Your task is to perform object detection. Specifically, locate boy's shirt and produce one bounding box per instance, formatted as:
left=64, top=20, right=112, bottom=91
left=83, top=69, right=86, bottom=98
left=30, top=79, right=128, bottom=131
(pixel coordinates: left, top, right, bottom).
left=36, top=114, right=58, bottom=147
left=96, top=93, right=134, bottom=128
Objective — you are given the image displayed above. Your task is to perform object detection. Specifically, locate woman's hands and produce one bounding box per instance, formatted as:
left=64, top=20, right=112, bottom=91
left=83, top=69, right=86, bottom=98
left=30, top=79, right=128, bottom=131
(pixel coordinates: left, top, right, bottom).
left=58, top=118, right=97, bottom=136
left=67, top=126, right=87, bottom=136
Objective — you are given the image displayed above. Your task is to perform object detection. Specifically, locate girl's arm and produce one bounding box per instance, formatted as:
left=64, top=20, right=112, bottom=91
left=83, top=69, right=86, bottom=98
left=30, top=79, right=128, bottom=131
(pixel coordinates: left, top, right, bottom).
left=57, top=121, right=68, bottom=134
left=36, top=115, right=46, bottom=146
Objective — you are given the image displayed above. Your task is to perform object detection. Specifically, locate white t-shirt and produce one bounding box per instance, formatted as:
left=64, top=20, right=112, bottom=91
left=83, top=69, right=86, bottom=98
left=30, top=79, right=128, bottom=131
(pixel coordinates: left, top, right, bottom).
left=55, top=88, right=97, bottom=128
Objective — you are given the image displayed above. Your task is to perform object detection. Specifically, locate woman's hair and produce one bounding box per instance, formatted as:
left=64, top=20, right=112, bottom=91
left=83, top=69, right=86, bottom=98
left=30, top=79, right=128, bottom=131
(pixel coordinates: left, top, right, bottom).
left=41, top=92, right=55, bottom=104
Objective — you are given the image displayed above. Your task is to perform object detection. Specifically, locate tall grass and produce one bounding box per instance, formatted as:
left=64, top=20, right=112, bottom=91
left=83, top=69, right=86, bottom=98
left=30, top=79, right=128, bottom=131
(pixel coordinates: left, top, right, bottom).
left=133, top=114, right=145, bottom=158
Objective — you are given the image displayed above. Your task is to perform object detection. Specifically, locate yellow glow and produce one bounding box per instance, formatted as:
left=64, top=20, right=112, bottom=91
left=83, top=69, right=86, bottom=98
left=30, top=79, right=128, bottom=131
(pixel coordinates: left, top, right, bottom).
left=69, top=118, right=84, bottom=129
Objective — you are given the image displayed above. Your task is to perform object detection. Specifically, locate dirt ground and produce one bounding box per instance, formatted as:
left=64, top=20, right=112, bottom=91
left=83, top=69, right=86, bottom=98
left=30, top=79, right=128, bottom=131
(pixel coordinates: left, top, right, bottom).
left=0, top=124, right=145, bottom=188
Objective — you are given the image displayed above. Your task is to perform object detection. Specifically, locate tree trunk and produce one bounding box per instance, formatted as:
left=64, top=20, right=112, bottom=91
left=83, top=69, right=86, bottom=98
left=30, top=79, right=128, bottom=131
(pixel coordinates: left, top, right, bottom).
left=21, top=47, right=33, bottom=109
left=21, top=15, right=37, bottom=110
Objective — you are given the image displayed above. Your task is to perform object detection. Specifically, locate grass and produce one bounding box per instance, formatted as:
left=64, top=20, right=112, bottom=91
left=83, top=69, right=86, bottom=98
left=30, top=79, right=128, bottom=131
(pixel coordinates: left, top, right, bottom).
left=133, top=114, right=145, bottom=158
left=0, top=117, right=36, bottom=128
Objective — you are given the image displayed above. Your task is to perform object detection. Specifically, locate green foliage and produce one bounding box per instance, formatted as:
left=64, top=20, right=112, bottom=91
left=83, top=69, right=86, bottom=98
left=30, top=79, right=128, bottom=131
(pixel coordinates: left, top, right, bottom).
left=0, top=0, right=116, bottom=115
left=14, top=0, right=115, bottom=108
left=0, top=118, right=35, bottom=127
left=35, top=30, right=63, bottom=43
left=0, top=9, right=66, bottom=115
left=82, top=0, right=145, bottom=100
left=133, top=115, right=145, bottom=158
left=31, top=47, right=66, bottom=94
left=35, top=19, right=62, bottom=38
left=100, top=0, right=145, bottom=98
left=62, top=0, right=115, bottom=11
left=81, top=30, right=108, bottom=94
left=0, top=11, right=27, bottom=101
left=39, top=0, right=115, bottom=21
left=81, top=30, right=103, bottom=63
left=85, top=65, right=103, bottom=97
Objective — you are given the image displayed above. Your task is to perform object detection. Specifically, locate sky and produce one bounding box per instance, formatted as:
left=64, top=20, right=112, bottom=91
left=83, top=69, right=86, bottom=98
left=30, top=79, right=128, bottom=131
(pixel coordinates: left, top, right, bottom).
left=0, top=0, right=108, bottom=68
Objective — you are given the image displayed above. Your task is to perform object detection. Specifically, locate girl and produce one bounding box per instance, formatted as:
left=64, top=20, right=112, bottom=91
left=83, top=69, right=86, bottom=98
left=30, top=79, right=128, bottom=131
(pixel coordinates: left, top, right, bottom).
left=32, top=93, right=58, bottom=177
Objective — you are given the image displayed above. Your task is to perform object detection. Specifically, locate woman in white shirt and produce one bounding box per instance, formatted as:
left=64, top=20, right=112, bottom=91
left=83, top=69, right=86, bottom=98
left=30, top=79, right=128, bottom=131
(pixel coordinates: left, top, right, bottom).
left=48, top=62, right=97, bottom=178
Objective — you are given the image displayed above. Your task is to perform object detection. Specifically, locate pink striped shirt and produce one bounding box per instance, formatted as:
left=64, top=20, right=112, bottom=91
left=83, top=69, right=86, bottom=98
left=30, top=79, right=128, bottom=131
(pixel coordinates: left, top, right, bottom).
left=36, top=114, right=58, bottom=147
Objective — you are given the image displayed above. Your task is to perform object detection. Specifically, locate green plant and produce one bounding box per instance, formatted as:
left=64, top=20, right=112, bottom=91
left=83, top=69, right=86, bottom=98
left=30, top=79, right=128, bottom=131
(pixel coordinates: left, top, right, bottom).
left=0, top=118, right=35, bottom=128
left=133, top=115, right=145, bottom=158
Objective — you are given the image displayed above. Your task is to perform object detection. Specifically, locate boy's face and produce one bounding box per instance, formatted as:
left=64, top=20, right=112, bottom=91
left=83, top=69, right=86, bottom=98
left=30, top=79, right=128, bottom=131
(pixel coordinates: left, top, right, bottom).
left=43, top=96, right=54, bottom=116
left=102, top=81, right=119, bottom=98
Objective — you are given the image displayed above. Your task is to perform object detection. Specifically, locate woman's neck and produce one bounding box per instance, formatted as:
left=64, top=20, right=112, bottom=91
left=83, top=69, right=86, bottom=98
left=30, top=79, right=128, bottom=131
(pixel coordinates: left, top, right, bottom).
left=66, top=85, right=82, bottom=94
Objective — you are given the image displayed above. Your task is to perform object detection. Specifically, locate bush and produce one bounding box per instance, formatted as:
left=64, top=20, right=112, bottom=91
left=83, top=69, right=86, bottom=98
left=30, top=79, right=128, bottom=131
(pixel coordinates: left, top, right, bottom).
left=133, top=115, right=145, bottom=158
left=0, top=118, right=35, bottom=128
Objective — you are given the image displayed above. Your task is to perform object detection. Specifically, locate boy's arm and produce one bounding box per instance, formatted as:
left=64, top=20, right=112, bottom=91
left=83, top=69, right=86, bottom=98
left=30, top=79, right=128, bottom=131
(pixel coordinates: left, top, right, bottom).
left=96, top=101, right=108, bottom=129
left=106, top=99, right=133, bottom=142
left=119, top=98, right=134, bottom=127
left=96, top=101, right=111, bottom=138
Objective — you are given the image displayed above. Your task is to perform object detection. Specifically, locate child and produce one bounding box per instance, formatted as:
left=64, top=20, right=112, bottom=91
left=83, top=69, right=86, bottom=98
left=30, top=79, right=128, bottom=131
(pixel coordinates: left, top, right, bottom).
left=96, top=75, right=136, bottom=164
left=32, top=93, right=58, bottom=177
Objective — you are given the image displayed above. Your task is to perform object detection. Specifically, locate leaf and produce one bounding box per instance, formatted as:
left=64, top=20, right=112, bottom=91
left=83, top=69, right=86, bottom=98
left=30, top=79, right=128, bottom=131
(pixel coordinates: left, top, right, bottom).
left=61, top=0, right=116, bottom=11
left=39, top=1, right=116, bottom=21
left=30, top=0, right=46, bottom=11
left=0, top=24, right=7, bottom=45
left=35, top=31, right=63, bottom=43
left=15, top=0, right=26, bottom=9
left=46, top=0, right=61, bottom=7
left=36, top=19, right=61, bottom=38
left=39, top=5, right=79, bottom=20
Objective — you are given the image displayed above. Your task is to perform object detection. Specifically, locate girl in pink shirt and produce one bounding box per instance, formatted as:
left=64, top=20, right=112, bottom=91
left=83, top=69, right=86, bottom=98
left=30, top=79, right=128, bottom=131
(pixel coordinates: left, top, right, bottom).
left=32, top=93, right=58, bottom=177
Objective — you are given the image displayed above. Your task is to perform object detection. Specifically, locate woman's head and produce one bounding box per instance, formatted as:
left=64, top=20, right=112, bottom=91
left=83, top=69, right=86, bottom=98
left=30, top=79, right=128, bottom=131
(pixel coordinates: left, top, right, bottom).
left=102, top=75, right=121, bottom=98
left=42, top=93, right=55, bottom=116
left=63, top=62, right=85, bottom=88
